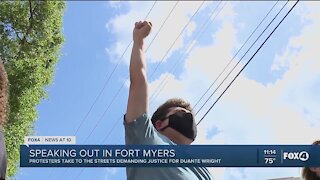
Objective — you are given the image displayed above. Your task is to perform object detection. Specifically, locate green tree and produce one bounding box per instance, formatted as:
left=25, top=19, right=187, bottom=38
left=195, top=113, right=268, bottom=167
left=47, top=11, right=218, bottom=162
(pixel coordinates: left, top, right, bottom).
left=0, top=1, right=65, bottom=177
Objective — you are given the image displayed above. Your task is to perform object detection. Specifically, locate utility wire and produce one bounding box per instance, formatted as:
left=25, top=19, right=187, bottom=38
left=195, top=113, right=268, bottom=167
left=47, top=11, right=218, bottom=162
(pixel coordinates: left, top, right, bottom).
left=74, top=2, right=205, bottom=178
left=73, top=1, right=157, bottom=137
left=94, top=1, right=206, bottom=146
left=149, top=1, right=226, bottom=105
left=146, top=1, right=180, bottom=52
left=148, top=1, right=206, bottom=79
left=99, top=1, right=224, bottom=147
left=195, top=0, right=288, bottom=117
left=50, top=2, right=159, bottom=180
left=75, top=1, right=205, bottom=148
left=192, top=0, right=280, bottom=112
left=197, top=0, right=298, bottom=126
left=80, top=1, right=180, bottom=145
left=74, top=1, right=208, bottom=179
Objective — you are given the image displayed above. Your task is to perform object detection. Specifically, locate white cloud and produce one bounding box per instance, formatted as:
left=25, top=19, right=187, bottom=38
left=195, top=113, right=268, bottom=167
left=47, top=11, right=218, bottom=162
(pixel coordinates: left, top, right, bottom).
left=108, top=1, right=320, bottom=179
left=149, top=72, right=187, bottom=112
left=149, top=3, right=238, bottom=179
left=105, top=1, right=212, bottom=65
left=270, top=1, right=320, bottom=131
left=148, top=1, right=320, bottom=179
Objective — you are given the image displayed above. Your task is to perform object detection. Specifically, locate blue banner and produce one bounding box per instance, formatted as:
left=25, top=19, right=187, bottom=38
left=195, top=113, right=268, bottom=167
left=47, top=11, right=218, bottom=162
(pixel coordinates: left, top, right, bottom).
left=20, top=145, right=320, bottom=167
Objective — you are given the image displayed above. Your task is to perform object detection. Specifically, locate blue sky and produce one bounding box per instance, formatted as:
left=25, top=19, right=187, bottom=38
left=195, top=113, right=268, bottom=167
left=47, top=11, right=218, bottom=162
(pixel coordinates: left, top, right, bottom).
left=14, top=1, right=320, bottom=180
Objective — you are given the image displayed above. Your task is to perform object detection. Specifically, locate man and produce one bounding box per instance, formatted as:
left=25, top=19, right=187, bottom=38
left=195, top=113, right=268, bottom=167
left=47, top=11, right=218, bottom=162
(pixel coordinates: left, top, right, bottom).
left=302, top=140, right=320, bottom=180
left=124, top=21, right=213, bottom=180
left=0, top=58, right=9, bottom=180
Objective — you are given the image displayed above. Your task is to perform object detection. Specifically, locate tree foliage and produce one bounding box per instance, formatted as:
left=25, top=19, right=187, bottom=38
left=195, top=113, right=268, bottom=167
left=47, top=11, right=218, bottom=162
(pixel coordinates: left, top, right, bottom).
left=0, top=1, right=65, bottom=177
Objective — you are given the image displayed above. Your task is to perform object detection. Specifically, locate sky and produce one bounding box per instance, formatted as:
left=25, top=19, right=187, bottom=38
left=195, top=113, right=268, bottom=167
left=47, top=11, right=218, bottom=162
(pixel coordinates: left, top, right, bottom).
left=13, top=1, right=320, bottom=180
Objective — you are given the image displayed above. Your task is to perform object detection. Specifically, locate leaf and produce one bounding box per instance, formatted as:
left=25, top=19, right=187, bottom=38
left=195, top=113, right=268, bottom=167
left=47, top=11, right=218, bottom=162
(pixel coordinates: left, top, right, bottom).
left=1, top=1, right=66, bottom=177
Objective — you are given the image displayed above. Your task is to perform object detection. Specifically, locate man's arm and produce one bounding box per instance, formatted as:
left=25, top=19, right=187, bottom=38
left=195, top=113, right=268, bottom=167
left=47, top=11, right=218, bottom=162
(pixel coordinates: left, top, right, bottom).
left=125, top=21, right=152, bottom=123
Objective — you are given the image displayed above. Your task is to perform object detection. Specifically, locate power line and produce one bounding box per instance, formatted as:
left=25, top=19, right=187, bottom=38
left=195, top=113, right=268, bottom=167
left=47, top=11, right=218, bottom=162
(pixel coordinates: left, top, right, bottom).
left=99, top=1, right=224, bottom=147
left=76, top=1, right=196, bottom=179
left=101, top=115, right=122, bottom=143
left=193, top=0, right=280, bottom=112
left=73, top=1, right=157, bottom=137
left=149, top=0, right=279, bottom=115
left=93, top=1, right=206, bottom=146
left=197, top=0, right=299, bottom=126
left=195, top=0, right=291, bottom=120
left=79, top=1, right=181, bottom=145
left=73, top=2, right=206, bottom=179
left=195, top=0, right=288, bottom=118
left=44, top=0, right=300, bottom=179
left=148, top=1, right=206, bottom=79
left=149, top=1, right=226, bottom=105
left=146, top=1, right=180, bottom=52
left=76, top=1, right=205, bottom=148
left=81, top=1, right=297, bottom=178
left=49, top=2, right=159, bottom=180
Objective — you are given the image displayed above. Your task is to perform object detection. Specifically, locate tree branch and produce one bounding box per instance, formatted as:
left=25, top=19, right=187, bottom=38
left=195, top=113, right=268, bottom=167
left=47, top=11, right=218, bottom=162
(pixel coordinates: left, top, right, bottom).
left=21, top=0, right=35, bottom=45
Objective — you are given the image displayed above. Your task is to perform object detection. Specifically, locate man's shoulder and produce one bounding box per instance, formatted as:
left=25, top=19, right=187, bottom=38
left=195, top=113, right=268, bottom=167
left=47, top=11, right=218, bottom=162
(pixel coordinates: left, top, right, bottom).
left=124, top=113, right=173, bottom=145
left=124, top=112, right=148, bottom=125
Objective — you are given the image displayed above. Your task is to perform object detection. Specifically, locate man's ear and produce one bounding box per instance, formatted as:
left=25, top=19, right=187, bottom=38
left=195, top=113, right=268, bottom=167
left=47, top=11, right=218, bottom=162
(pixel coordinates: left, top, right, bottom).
left=154, top=120, right=162, bottom=130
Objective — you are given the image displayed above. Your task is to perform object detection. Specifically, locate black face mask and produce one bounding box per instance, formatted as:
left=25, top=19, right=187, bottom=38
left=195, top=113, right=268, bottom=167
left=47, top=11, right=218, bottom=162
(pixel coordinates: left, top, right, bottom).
left=159, top=111, right=197, bottom=141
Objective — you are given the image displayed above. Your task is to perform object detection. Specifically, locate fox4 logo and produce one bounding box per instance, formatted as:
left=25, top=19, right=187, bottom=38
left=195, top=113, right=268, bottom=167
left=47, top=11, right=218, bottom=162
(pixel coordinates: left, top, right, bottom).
left=283, top=151, right=309, bottom=162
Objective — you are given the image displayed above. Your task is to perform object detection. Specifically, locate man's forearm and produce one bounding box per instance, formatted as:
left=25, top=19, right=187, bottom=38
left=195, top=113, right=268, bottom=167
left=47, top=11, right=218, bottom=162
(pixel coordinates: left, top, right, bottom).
left=130, top=41, right=147, bottom=84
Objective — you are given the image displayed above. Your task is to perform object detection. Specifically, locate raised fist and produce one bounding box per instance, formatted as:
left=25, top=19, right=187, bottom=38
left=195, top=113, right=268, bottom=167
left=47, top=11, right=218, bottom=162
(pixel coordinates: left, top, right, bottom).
left=133, top=21, right=152, bottom=44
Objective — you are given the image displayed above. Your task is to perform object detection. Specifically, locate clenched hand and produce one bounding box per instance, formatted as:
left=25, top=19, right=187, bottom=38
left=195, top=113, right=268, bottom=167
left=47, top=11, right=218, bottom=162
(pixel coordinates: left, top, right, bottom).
left=133, top=21, right=152, bottom=45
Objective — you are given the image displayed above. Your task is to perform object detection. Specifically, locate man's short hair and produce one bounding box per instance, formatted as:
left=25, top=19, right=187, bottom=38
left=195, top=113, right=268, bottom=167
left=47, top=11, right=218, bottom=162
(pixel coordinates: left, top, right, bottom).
left=151, top=98, right=193, bottom=126
left=0, top=61, right=9, bottom=127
